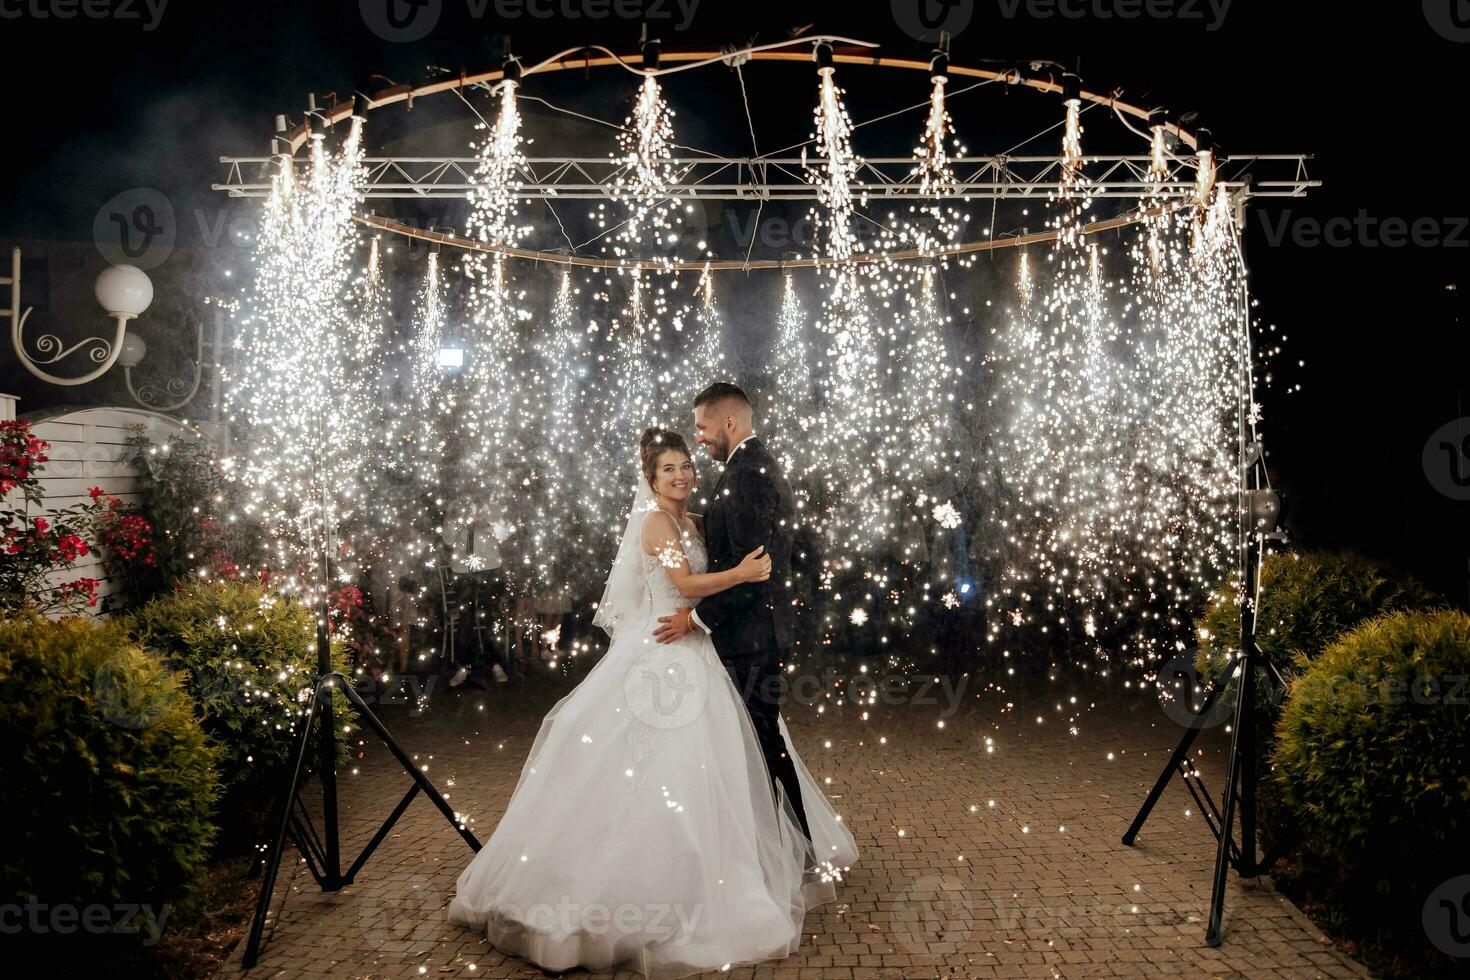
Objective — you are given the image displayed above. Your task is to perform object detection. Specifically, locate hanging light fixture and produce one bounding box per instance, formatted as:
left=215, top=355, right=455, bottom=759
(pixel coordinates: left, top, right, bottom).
left=813, top=38, right=834, bottom=76
left=1195, top=125, right=1217, bottom=203
left=3, top=247, right=155, bottom=386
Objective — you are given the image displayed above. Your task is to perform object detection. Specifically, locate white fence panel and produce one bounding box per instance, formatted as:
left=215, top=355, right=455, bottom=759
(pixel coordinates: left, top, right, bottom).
left=13, top=406, right=212, bottom=620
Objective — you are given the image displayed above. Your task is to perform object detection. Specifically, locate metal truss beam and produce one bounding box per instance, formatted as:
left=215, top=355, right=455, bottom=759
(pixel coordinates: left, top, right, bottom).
left=215, top=153, right=1315, bottom=202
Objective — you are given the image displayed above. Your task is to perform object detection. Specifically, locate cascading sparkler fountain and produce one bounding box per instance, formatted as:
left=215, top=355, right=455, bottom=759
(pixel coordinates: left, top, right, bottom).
left=227, top=47, right=1281, bottom=667
left=983, top=97, right=1251, bottom=663
left=227, top=119, right=371, bottom=603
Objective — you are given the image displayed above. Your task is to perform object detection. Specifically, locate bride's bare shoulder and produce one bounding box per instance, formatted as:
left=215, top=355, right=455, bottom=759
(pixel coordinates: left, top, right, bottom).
left=640, top=509, right=682, bottom=553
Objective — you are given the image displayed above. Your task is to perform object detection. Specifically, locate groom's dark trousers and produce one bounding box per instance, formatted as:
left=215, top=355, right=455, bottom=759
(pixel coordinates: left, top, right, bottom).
left=696, top=437, right=812, bottom=844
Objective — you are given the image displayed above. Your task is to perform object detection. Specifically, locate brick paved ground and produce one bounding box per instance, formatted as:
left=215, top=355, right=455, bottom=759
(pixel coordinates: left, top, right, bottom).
left=216, top=659, right=1366, bottom=979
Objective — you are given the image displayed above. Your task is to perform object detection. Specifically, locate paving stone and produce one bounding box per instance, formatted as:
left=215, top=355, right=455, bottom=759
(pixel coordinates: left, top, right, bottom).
left=214, top=668, right=1366, bottom=980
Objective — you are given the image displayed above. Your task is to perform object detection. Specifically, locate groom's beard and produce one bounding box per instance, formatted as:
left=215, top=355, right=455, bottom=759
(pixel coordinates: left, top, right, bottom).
left=711, top=436, right=730, bottom=462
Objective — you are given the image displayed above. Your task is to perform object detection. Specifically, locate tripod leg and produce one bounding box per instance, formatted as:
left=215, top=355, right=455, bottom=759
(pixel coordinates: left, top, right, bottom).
left=1205, top=657, right=1253, bottom=947
left=242, top=678, right=323, bottom=969
left=1122, top=680, right=1222, bottom=846
left=335, top=674, right=482, bottom=853
left=1237, top=658, right=1258, bottom=877
left=315, top=625, right=341, bottom=887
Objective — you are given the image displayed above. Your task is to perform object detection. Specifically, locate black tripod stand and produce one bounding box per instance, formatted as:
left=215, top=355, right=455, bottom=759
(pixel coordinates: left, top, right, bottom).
left=242, top=555, right=481, bottom=967
left=1122, top=437, right=1286, bottom=945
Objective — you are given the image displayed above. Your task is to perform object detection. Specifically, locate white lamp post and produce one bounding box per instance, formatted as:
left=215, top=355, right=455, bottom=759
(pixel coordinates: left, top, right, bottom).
left=3, top=246, right=154, bottom=386
left=121, top=313, right=212, bottom=413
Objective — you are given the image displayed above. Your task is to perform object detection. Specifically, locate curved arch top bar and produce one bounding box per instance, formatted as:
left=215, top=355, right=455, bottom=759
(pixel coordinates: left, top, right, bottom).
left=355, top=201, right=1190, bottom=271
left=275, top=39, right=1203, bottom=156
left=237, top=37, right=1313, bottom=270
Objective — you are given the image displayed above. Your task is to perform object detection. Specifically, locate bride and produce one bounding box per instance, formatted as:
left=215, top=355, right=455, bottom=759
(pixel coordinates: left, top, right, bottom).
left=448, top=427, right=858, bottom=978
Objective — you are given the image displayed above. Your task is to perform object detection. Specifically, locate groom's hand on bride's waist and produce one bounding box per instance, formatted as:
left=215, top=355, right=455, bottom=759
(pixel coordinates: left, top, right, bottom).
left=654, top=607, right=696, bottom=644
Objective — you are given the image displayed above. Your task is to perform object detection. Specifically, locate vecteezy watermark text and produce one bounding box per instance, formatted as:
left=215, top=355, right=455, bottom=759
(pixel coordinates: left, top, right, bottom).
left=360, top=0, right=699, bottom=43
left=0, top=899, right=171, bottom=946
left=488, top=897, right=705, bottom=943
left=994, top=0, right=1231, bottom=31
left=1257, top=209, right=1469, bottom=249
left=0, top=0, right=167, bottom=30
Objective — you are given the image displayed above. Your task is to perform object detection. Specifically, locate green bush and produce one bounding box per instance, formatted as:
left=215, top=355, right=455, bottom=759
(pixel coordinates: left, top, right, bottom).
left=1197, top=550, right=1437, bottom=682
left=0, top=613, right=218, bottom=909
left=126, top=581, right=350, bottom=801
left=120, top=431, right=268, bottom=605
left=1272, top=608, right=1470, bottom=895
left=1191, top=551, right=1438, bottom=861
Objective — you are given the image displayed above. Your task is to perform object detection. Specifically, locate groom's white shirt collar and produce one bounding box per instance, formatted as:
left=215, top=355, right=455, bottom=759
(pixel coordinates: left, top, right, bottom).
left=725, top=433, right=757, bottom=464
left=690, top=432, right=758, bottom=636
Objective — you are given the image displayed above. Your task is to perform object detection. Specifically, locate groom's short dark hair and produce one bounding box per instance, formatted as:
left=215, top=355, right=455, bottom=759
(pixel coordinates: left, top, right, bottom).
left=694, top=381, right=751, bottom=410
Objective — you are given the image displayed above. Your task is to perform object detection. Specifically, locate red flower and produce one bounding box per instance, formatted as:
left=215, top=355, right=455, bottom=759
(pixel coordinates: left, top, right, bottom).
left=32, top=516, right=49, bottom=533
left=55, top=532, right=90, bottom=562
left=88, top=486, right=104, bottom=500
left=59, top=576, right=101, bottom=608
left=1, top=422, right=51, bottom=496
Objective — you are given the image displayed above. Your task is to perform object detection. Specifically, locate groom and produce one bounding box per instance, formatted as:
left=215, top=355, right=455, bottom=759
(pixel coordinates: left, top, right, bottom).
left=653, top=381, right=813, bottom=844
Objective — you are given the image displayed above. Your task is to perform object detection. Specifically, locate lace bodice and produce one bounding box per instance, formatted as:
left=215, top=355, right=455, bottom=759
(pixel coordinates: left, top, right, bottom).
left=640, top=526, right=707, bottom=618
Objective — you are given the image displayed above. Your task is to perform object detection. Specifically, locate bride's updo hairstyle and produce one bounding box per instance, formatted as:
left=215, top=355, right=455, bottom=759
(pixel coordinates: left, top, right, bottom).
left=640, top=427, right=694, bottom=492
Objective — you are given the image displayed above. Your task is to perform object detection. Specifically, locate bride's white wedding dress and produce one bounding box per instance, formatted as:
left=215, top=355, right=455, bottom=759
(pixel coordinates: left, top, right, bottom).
left=448, top=517, right=858, bottom=978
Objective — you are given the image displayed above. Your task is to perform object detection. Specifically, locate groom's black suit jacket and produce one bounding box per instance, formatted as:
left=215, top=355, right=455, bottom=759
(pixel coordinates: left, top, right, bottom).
left=697, top=437, right=797, bottom=664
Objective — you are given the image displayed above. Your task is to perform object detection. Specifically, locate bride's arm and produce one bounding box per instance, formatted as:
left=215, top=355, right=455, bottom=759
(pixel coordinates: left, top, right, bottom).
left=642, top=511, right=770, bottom=599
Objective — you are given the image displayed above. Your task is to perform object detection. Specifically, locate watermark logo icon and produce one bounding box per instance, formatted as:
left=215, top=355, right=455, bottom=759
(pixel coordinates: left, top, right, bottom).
left=94, top=654, right=170, bottom=730
left=1424, top=0, right=1470, bottom=41
left=624, top=646, right=710, bottom=729
left=891, top=873, right=973, bottom=953
left=1424, top=417, right=1470, bottom=500
left=361, top=0, right=442, bottom=42
left=1157, top=647, right=1233, bottom=729
left=892, top=0, right=975, bottom=42
left=93, top=188, right=175, bottom=271
left=1424, top=874, right=1470, bottom=957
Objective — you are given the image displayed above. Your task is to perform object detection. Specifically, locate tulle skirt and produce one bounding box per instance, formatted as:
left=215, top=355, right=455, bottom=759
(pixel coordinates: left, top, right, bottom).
left=448, top=621, right=858, bottom=978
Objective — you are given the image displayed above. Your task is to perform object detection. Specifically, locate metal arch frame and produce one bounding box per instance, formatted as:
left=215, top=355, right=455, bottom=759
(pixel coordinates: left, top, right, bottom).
left=350, top=200, right=1203, bottom=272
left=214, top=152, right=1317, bottom=202
left=211, top=40, right=1315, bottom=268
left=256, top=43, right=1211, bottom=157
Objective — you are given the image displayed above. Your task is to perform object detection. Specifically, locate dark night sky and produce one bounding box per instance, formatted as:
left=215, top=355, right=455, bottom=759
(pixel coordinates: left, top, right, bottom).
left=0, top=0, right=1465, bottom=601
